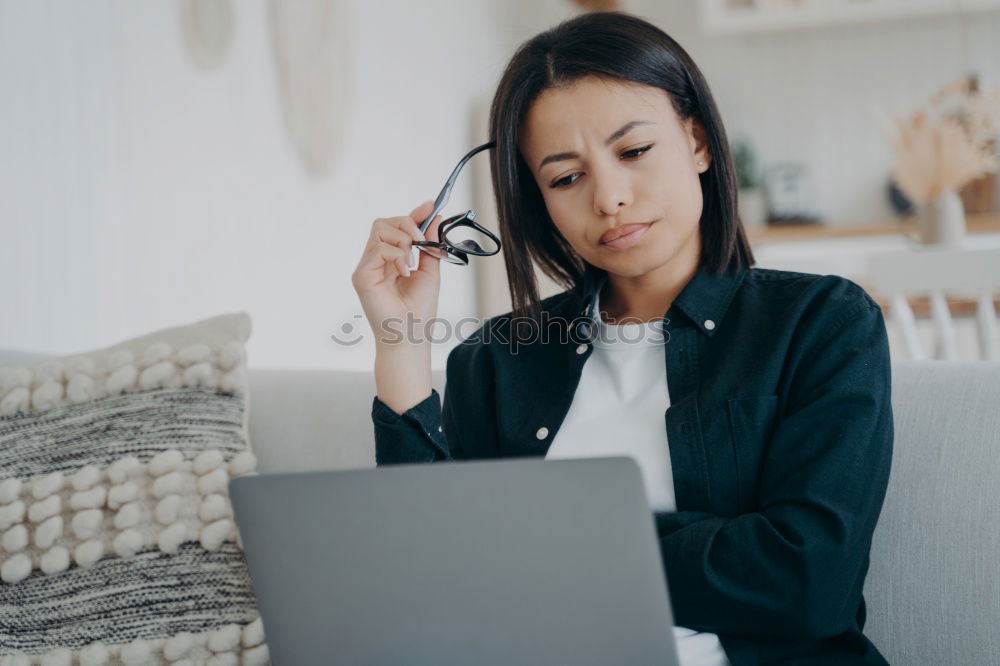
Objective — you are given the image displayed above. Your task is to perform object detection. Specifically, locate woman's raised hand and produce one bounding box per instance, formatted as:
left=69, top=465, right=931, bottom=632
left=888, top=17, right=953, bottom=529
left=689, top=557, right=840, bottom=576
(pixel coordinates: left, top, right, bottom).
left=351, top=200, right=444, bottom=348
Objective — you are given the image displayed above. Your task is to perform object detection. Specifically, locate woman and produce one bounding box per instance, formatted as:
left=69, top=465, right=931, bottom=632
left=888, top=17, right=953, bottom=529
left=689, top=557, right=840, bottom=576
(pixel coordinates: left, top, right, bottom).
left=352, top=11, right=892, bottom=666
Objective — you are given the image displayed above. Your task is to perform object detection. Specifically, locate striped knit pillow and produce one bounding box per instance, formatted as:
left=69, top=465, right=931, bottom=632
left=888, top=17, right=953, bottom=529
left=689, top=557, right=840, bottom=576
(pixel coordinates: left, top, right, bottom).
left=0, top=313, right=269, bottom=665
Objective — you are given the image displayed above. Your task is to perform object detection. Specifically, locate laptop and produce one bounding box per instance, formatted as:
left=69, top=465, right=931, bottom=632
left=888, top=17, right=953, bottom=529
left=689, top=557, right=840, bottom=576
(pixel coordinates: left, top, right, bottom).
left=229, top=456, right=680, bottom=665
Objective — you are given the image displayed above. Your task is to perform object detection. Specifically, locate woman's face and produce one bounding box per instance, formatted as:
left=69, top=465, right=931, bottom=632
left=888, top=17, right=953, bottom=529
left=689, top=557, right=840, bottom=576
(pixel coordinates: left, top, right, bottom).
left=518, top=76, right=711, bottom=281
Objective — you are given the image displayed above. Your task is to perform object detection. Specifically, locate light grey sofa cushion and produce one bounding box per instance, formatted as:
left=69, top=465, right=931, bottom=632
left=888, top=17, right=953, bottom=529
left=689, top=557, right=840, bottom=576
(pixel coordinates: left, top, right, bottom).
left=246, top=369, right=446, bottom=474
left=0, top=348, right=47, bottom=367
left=863, top=360, right=1000, bottom=665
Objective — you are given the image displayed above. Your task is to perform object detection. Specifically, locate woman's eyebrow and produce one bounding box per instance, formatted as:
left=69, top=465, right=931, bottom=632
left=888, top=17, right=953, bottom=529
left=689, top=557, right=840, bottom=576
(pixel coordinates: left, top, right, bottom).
left=537, top=120, right=655, bottom=171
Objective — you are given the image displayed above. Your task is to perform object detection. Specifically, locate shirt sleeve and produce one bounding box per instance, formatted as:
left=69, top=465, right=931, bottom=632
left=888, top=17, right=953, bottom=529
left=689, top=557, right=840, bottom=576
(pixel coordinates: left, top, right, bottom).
left=372, top=330, right=499, bottom=466
left=653, top=298, right=894, bottom=641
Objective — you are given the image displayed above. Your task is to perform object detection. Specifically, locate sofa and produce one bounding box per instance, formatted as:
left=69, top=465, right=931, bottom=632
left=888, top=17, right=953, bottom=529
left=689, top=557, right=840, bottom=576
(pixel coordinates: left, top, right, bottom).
left=246, top=361, right=1000, bottom=666
left=4, top=347, right=999, bottom=665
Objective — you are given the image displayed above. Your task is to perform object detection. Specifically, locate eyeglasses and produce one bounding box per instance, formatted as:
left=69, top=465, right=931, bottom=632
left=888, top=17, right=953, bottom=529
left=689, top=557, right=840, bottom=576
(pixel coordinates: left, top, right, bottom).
left=412, top=141, right=502, bottom=266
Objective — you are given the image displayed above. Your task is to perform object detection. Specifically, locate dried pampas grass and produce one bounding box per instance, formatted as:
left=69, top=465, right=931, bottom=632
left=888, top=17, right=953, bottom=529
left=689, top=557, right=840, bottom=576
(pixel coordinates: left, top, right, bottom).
left=875, top=75, right=1000, bottom=206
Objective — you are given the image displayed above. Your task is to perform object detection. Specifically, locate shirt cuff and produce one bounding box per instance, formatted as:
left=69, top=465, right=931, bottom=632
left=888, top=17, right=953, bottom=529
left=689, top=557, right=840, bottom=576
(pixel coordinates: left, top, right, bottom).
left=372, top=389, right=449, bottom=463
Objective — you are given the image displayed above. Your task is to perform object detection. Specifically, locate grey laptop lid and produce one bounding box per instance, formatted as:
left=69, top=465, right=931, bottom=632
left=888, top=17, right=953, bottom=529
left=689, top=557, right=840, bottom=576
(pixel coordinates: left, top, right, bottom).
left=229, top=456, right=680, bottom=665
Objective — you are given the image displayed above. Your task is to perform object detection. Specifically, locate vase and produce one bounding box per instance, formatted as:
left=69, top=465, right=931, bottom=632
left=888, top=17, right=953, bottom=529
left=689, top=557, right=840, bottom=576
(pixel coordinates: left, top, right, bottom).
left=916, top=189, right=966, bottom=246
left=738, top=187, right=767, bottom=229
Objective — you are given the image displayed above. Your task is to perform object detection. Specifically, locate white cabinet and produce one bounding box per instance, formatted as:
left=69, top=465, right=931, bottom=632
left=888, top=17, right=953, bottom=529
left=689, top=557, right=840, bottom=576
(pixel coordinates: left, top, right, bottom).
left=699, top=0, right=1000, bottom=36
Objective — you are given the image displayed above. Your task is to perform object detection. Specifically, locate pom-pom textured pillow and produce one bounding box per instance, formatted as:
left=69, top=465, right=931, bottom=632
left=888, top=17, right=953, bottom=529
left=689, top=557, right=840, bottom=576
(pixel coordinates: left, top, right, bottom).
left=0, top=313, right=269, bottom=664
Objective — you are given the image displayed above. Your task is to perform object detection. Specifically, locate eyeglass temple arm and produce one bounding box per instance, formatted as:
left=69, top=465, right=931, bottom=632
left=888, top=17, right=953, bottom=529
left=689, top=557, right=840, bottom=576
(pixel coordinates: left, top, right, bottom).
left=418, top=141, right=496, bottom=234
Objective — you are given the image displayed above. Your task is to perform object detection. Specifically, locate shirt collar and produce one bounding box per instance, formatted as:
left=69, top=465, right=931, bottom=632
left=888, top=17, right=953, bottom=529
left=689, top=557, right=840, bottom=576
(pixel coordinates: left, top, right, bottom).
left=576, top=261, right=748, bottom=337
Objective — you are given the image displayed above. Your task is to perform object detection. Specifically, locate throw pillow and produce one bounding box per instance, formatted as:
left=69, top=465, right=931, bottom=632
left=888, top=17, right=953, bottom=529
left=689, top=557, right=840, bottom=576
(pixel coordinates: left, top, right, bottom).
left=0, top=313, right=269, bottom=665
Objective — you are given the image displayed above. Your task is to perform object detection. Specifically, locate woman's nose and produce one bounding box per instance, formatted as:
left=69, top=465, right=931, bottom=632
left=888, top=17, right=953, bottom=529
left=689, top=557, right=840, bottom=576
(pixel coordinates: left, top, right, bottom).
left=592, top=165, right=633, bottom=217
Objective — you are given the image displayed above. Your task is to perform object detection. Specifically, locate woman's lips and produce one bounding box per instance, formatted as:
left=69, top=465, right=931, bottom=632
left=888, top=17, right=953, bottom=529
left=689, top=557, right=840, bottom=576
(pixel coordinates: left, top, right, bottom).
left=599, top=222, right=653, bottom=249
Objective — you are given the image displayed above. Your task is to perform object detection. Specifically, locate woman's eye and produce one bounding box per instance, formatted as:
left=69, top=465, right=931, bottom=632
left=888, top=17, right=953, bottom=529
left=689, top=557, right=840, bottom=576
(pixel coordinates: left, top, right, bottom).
left=548, top=145, right=653, bottom=189
left=551, top=174, right=579, bottom=189
left=622, top=144, right=653, bottom=159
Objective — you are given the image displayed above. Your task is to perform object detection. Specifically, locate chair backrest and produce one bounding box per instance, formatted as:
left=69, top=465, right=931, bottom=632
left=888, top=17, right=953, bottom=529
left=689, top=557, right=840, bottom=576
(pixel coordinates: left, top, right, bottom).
left=866, top=248, right=1000, bottom=360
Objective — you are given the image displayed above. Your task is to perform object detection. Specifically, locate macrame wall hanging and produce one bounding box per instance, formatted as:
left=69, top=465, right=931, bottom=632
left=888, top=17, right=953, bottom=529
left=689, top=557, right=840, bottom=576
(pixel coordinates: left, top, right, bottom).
left=179, top=0, right=353, bottom=178
left=180, top=0, right=236, bottom=70
left=269, top=0, right=355, bottom=178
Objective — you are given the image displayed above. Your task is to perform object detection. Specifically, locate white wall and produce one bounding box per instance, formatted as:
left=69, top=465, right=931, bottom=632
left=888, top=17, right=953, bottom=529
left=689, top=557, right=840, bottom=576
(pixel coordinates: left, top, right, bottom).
left=2, top=0, right=998, bottom=368
left=0, top=0, right=511, bottom=370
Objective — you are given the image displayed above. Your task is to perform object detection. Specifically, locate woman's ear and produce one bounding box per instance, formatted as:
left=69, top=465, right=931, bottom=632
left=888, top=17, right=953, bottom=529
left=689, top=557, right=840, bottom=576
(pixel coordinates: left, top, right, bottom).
left=687, top=116, right=711, bottom=172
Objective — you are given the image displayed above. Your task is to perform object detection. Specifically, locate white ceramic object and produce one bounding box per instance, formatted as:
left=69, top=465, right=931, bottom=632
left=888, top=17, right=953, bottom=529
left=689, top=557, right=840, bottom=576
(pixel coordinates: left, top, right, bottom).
left=917, top=189, right=966, bottom=246
left=738, top=187, right=767, bottom=228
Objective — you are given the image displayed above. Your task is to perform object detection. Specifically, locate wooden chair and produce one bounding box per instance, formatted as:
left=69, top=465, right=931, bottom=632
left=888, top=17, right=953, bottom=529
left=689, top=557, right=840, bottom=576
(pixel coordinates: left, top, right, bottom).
left=865, top=248, right=1000, bottom=360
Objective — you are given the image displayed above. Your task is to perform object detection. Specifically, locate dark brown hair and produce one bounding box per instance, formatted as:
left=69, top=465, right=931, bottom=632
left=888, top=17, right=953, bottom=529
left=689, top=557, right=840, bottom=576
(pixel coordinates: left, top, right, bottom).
left=488, top=11, right=754, bottom=321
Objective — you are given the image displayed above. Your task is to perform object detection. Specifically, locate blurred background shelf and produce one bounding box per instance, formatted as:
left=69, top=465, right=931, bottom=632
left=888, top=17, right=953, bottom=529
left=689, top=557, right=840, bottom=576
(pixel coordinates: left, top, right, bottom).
left=747, top=212, right=1000, bottom=244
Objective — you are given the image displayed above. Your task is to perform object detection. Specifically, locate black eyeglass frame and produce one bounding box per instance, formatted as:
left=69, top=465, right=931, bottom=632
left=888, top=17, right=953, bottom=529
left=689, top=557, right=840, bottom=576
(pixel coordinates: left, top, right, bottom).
left=412, top=141, right=501, bottom=267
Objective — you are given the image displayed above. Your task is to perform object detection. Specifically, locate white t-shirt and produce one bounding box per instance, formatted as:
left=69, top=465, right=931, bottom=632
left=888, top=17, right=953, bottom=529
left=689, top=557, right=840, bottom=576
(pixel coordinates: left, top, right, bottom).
left=545, top=291, right=731, bottom=666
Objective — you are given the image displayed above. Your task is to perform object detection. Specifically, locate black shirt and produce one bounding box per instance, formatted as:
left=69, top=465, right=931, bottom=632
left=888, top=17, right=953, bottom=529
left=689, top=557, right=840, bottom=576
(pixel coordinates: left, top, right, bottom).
left=373, top=261, right=893, bottom=665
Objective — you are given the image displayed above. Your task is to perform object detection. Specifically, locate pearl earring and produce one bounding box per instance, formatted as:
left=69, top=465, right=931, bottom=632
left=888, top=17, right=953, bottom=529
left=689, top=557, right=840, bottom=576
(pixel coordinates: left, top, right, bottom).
left=697, top=161, right=705, bottom=167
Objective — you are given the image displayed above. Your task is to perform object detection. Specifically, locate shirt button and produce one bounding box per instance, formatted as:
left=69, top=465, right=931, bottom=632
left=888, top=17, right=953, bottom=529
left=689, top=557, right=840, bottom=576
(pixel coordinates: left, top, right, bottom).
left=576, top=343, right=587, bottom=355
left=438, top=425, right=443, bottom=432
left=704, top=319, right=716, bottom=331
left=535, top=427, right=549, bottom=440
